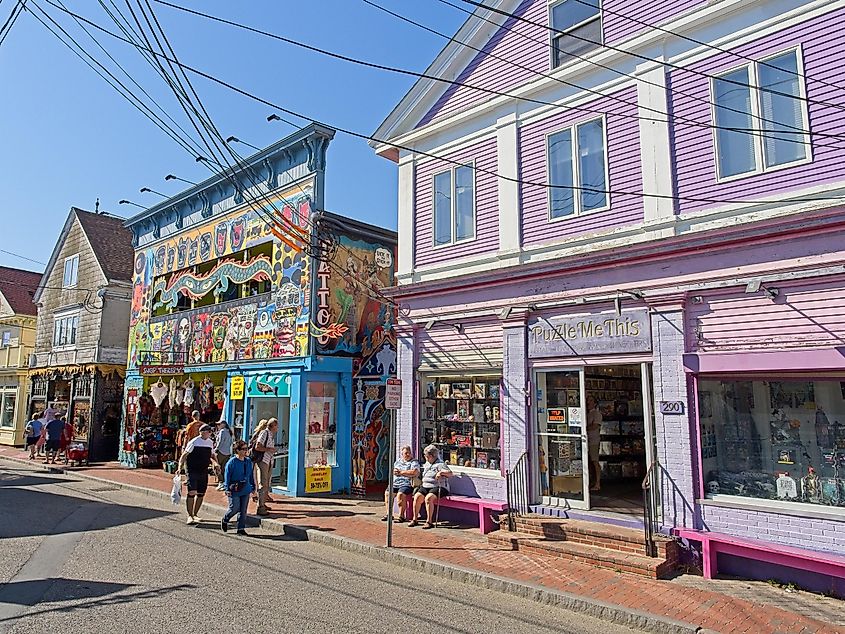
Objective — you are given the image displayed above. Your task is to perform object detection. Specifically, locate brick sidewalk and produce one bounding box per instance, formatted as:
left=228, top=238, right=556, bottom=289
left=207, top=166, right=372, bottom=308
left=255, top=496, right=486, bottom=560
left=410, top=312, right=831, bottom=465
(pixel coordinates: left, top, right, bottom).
left=2, top=447, right=842, bottom=634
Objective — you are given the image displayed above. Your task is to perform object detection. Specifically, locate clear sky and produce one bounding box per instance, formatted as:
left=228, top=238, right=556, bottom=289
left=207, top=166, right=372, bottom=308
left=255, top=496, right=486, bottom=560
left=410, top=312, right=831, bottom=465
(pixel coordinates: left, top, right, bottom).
left=0, top=1, right=466, bottom=274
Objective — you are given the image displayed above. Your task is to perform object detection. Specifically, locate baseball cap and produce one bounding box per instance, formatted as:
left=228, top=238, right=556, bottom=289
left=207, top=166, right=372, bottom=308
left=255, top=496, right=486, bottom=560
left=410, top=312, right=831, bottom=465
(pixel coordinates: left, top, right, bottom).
left=199, top=424, right=213, bottom=433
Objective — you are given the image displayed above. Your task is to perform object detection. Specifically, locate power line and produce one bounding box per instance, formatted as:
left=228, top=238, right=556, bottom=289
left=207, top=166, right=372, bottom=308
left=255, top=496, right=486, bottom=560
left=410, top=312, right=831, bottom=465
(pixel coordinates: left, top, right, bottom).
left=454, top=0, right=845, bottom=114
left=0, top=249, right=45, bottom=266
left=155, top=0, right=844, bottom=155
left=0, top=0, right=25, bottom=47
left=37, top=2, right=845, bottom=211
left=567, top=0, right=845, bottom=97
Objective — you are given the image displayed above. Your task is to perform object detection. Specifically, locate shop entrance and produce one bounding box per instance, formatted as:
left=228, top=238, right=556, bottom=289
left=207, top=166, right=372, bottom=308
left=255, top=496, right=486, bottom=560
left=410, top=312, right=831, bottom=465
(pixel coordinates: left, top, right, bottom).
left=534, top=363, right=655, bottom=515
left=251, top=398, right=291, bottom=490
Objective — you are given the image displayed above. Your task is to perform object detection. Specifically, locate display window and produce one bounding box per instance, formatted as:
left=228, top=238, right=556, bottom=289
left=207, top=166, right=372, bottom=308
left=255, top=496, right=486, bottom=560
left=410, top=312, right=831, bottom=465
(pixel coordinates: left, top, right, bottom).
left=420, top=373, right=502, bottom=472
left=305, top=382, right=337, bottom=467
left=699, top=377, right=845, bottom=510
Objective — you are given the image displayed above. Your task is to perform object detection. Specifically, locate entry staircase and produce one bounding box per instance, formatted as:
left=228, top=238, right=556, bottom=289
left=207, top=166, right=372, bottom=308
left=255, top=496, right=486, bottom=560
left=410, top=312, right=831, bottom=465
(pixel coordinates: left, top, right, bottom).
left=488, top=515, right=678, bottom=579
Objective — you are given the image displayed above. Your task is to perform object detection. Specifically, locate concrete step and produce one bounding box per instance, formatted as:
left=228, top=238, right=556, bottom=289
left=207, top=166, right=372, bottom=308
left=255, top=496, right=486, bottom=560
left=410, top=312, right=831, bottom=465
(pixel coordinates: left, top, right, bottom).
left=513, top=515, right=678, bottom=561
left=489, top=530, right=676, bottom=579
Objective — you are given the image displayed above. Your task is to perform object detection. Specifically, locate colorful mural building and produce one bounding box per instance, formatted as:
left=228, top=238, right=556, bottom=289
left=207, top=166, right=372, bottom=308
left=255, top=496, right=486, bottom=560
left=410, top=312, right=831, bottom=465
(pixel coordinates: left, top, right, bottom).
left=121, top=124, right=396, bottom=497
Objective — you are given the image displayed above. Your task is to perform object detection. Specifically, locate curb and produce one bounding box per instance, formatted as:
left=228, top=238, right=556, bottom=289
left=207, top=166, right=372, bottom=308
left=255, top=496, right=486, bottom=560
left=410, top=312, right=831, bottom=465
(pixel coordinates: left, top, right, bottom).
left=2, top=456, right=702, bottom=634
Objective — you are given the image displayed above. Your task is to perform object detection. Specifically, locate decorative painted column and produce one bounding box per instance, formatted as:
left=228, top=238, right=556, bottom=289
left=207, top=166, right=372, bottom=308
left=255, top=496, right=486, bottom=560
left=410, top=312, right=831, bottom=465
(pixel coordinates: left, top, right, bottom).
left=649, top=297, right=696, bottom=530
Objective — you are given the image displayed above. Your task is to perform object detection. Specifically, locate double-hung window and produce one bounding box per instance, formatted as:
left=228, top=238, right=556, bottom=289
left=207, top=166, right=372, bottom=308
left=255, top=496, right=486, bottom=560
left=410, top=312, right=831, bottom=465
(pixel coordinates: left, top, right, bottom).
left=712, top=48, right=810, bottom=180
left=63, top=254, right=79, bottom=288
left=53, top=313, right=79, bottom=347
left=548, top=117, right=609, bottom=219
left=433, top=164, right=475, bottom=247
left=550, top=0, right=601, bottom=68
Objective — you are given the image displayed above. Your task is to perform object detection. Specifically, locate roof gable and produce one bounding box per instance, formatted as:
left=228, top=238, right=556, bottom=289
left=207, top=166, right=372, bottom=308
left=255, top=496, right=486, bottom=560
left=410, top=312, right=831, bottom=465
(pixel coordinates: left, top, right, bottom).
left=372, top=0, right=538, bottom=153
left=76, top=210, right=135, bottom=282
left=0, top=266, right=41, bottom=316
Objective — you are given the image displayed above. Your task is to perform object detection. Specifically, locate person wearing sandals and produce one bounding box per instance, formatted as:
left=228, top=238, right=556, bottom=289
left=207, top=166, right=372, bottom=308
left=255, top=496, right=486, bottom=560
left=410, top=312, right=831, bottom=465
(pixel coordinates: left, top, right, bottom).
left=410, top=445, right=453, bottom=529
left=221, top=440, right=255, bottom=536
left=382, top=445, right=420, bottom=523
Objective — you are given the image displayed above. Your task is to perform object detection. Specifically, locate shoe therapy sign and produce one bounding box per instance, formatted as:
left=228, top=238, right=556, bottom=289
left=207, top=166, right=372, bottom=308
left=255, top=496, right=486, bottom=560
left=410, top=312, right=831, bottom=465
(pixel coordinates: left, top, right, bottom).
left=528, top=308, right=652, bottom=358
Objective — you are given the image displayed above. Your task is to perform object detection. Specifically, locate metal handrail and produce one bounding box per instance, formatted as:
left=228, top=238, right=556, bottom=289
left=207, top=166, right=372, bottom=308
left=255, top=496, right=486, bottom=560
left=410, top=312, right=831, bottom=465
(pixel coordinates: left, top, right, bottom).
left=506, top=451, right=530, bottom=532
left=641, top=460, right=659, bottom=557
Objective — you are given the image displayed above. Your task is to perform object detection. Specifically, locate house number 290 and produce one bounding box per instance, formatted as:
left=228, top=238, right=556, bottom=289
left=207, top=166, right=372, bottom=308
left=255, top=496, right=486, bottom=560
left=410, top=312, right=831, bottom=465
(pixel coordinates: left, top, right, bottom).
left=659, top=401, right=685, bottom=415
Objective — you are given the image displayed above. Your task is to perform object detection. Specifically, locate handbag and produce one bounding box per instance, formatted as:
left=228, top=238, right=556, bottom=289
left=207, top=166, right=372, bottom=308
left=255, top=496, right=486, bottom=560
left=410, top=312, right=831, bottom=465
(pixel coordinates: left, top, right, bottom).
left=228, top=458, right=249, bottom=493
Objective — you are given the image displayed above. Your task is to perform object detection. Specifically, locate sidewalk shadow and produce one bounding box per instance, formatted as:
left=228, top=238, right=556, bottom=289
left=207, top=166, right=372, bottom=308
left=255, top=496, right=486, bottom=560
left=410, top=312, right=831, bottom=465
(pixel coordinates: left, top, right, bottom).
left=0, top=473, right=70, bottom=488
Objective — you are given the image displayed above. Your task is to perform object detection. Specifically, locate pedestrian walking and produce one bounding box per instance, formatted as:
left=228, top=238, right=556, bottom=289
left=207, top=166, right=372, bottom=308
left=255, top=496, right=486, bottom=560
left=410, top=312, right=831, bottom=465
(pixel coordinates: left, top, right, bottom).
left=184, top=410, right=203, bottom=442
left=214, top=420, right=233, bottom=490
left=252, top=417, right=277, bottom=516
left=43, top=416, right=65, bottom=465
left=248, top=419, right=268, bottom=503
left=59, top=417, right=73, bottom=464
left=221, top=440, right=255, bottom=536
left=24, top=414, right=43, bottom=460
left=178, top=423, right=217, bottom=525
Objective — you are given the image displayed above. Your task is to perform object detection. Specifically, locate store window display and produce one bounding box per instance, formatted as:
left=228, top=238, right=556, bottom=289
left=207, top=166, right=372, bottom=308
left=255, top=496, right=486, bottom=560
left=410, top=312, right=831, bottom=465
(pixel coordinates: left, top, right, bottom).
left=699, top=378, right=845, bottom=509
left=419, top=374, right=502, bottom=470
left=305, top=382, right=337, bottom=467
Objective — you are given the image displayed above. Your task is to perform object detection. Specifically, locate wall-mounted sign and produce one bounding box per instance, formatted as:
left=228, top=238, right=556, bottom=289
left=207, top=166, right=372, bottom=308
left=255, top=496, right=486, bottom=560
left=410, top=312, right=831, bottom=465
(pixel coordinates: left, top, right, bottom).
left=528, top=309, right=651, bottom=358
left=305, top=466, right=332, bottom=493
left=659, top=401, right=685, bottom=415
left=230, top=376, right=245, bottom=400
left=139, top=364, right=183, bottom=376
left=385, top=378, right=402, bottom=410
left=246, top=374, right=291, bottom=398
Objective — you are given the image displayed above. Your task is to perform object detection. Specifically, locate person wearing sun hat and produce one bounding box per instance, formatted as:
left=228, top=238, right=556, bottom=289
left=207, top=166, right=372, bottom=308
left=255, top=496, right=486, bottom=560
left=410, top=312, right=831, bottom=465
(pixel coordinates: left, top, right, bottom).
left=178, top=424, right=217, bottom=525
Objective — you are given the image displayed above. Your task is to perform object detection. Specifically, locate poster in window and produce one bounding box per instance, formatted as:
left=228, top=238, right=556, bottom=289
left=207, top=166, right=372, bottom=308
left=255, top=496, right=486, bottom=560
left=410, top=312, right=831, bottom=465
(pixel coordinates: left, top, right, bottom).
left=436, top=383, right=451, bottom=399
left=698, top=391, right=713, bottom=419
left=473, top=383, right=486, bottom=399
left=451, top=382, right=472, bottom=399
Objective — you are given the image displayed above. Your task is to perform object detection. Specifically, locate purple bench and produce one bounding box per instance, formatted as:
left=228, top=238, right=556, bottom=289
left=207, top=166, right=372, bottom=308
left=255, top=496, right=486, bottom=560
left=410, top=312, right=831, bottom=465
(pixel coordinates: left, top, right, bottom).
left=675, top=528, right=845, bottom=580
left=437, top=495, right=508, bottom=534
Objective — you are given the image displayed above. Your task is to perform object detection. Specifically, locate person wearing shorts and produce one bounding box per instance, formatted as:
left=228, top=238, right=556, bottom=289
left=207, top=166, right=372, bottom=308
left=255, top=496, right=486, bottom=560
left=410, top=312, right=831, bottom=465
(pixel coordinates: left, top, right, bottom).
left=382, top=445, right=420, bottom=522
left=44, top=417, right=65, bottom=465
left=178, top=424, right=217, bottom=525
left=410, top=445, right=453, bottom=529
left=25, top=415, right=43, bottom=460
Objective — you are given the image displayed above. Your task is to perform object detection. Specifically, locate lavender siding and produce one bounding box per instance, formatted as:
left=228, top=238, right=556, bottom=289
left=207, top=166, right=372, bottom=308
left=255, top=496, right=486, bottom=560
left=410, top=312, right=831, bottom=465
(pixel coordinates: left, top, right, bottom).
left=519, top=86, right=644, bottom=246
left=414, top=136, right=499, bottom=268
left=419, top=0, right=706, bottom=127
left=420, top=0, right=547, bottom=127
left=672, top=9, right=845, bottom=214
left=604, top=0, right=702, bottom=45
left=687, top=277, right=845, bottom=352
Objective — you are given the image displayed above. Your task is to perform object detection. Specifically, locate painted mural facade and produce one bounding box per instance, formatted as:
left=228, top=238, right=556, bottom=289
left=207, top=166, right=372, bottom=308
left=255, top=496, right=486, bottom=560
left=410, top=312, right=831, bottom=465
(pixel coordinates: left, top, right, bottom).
left=128, top=180, right=314, bottom=370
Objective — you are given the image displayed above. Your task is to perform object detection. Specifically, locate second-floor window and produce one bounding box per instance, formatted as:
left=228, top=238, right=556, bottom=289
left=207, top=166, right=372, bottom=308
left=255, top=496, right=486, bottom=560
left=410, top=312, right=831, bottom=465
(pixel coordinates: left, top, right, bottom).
left=63, top=254, right=79, bottom=288
left=433, top=164, right=475, bottom=247
left=712, top=49, right=810, bottom=180
left=551, top=0, right=602, bottom=68
left=548, top=117, right=609, bottom=219
left=53, top=314, right=79, bottom=347
left=1, top=331, right=9, bottom=347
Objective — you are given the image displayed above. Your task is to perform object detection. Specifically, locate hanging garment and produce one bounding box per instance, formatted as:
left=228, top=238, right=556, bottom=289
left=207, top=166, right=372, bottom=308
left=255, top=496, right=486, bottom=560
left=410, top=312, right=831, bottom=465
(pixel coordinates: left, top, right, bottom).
left=150, top=380, right=169, bottom=407
left=168, top=378, right=178, bottom=408
left=175, top=386, right=185, bottom=406
left=183, top=379, right=195, bottom=406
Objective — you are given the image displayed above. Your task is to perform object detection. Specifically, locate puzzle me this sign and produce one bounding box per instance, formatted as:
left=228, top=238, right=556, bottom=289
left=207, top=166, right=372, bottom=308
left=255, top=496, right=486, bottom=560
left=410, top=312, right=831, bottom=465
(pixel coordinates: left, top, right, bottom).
left=528, top=309, right=652, bottom=358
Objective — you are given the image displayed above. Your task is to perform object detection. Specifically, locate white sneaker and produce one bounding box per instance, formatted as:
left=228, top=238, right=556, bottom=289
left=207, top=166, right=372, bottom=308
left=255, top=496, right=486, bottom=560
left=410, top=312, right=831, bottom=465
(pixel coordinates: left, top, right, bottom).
left=216, top=484, right=226, bottom=491
left=187, top=516, right=196, bottom=525
left=193, top=516, right=203, bottom=523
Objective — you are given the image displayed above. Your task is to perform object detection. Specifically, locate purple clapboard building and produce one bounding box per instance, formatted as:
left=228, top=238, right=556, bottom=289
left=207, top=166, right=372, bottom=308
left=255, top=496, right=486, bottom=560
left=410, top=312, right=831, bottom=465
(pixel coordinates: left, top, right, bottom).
left=373, top=0, right=845, bottom=592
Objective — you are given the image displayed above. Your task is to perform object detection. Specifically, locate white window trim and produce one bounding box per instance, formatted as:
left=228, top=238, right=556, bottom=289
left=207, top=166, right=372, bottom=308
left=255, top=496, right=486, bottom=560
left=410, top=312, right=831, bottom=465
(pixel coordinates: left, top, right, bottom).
left=52, top=311, right=80, bottom=350
left=63, top=254, right=80, bottom=289
left=710, top=45, right=813, bottom=184
left=431, top=162, right=477, bottom=249
left=548, top=0, right=603, bottom=70
left=545, top=115, right=611, bottom=222
left=0, top=389, right=18, bottom=428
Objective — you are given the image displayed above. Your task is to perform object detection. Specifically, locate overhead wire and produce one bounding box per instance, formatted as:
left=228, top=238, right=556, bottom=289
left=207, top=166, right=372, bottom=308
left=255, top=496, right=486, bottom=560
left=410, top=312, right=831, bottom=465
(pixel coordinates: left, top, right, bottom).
left=154, top=0, right=844, bottom=155
left=36, top=0, right=845, bottom=209
left=0, top=0, right=25, bottom=47
left=454, top=0, right=845, bottom=113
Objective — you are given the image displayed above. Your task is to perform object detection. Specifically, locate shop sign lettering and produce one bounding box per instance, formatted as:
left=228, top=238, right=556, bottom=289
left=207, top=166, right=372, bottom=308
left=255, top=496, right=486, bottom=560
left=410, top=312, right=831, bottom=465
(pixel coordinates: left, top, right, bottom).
left=315, top=242, right=332, bottom=345
left=528, top=309, right=651, bottom=358
left=659, top=401, right=685, bottom=415
left=139, top=364, right=184, bottom=375
left=305, top=466, right=332, bottom=493
left=230, top=376, right=245, bottom=400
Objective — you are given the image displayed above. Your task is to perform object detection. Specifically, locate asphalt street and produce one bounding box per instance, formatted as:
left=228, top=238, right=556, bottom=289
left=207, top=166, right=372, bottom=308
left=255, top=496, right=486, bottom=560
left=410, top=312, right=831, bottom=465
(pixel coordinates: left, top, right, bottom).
left=0, top=463, right=641, bottom=634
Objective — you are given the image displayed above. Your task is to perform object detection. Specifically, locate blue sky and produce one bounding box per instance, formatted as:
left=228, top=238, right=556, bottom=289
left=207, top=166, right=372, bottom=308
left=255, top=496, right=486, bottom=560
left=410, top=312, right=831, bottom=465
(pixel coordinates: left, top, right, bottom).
left=0, top=1, right=465, bottom=273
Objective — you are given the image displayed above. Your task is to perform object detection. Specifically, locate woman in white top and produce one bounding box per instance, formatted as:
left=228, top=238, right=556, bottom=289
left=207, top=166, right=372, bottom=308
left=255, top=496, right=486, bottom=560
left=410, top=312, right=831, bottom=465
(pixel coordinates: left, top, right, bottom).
left=214, top=420, right=234, bottom=490
left=410, top=445, right=453, bottom=529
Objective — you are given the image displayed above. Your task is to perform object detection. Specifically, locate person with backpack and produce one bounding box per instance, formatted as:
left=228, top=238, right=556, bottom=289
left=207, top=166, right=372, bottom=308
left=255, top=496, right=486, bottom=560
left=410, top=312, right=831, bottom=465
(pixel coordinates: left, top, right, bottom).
left=251, top=417, right=277, bottom=516
left=25, top=414, right=43, bottom=460
left=221, top=439, right=255, bottom=535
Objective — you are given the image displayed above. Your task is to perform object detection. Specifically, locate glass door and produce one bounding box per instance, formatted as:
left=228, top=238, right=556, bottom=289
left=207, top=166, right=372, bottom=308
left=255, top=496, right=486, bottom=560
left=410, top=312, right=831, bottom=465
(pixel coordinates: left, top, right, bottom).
left=251, top=397, right=291, bottom=490
left=535, top=368, right=589, bottom=509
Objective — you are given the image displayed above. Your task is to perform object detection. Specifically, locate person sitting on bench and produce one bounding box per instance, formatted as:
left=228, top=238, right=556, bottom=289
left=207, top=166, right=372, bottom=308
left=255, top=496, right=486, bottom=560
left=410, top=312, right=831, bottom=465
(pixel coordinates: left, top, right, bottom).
left=382, top=445, right=420, bottom=522
left=410, top=445, right=453, bottom=529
